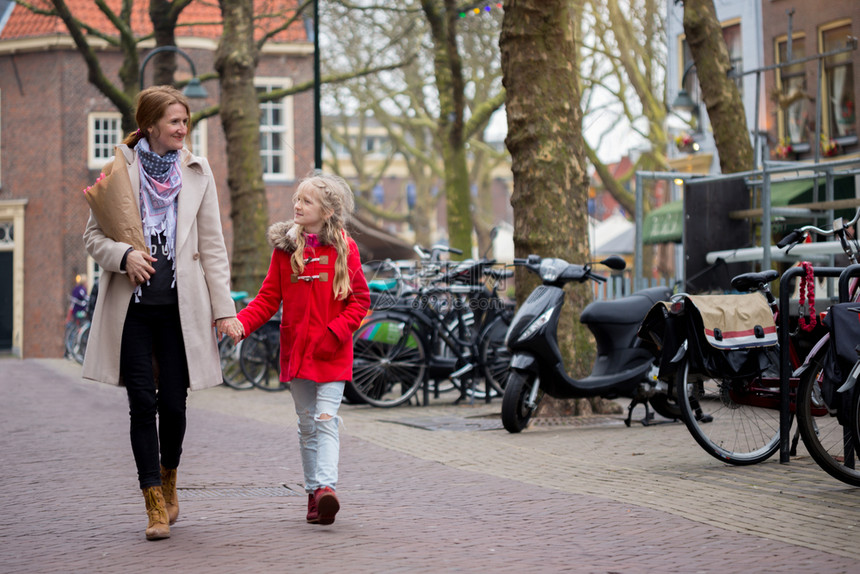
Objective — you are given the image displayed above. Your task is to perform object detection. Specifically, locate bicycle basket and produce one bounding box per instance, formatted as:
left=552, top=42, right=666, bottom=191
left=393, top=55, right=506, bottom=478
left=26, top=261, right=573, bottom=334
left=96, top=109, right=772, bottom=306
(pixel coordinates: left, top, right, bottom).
left=684, top=293, right=778, bottom=380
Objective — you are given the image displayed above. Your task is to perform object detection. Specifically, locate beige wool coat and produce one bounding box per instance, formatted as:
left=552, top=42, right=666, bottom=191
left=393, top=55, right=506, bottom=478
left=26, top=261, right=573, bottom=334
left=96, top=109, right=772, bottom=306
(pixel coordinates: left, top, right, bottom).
left=82, top=144, right=236, bottom=390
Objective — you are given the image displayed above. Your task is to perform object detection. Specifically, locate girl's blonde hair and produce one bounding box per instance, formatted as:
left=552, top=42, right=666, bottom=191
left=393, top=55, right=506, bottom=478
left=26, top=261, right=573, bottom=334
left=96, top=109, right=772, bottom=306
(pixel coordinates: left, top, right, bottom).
left=290, top=172, right=356, bottom=300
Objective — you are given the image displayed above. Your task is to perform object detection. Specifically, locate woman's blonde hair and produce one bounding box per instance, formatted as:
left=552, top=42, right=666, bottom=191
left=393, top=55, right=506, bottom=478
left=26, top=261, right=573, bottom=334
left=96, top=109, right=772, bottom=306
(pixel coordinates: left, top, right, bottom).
left=122, top=85, right=192, bottom=150
left=290, top=172, right=356, bottom=300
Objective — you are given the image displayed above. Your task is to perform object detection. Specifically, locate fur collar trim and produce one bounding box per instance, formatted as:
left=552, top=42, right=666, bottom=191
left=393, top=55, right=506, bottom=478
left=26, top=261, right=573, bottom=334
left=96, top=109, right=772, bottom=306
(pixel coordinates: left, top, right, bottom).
left=268, top=221, right=299, bottom=252
left=267, top=221, right=347, bottom=252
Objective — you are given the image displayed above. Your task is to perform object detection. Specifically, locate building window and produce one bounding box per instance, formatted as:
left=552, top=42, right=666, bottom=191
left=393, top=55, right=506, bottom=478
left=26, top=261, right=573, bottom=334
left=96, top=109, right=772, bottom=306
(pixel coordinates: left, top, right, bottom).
left=190, top=119, right=207, bottom=157
left=680, top=41, right=699, bottom=103
left=0, top=221, right=12, bottom=247
left=88, top=113, right=123, bottom=169
left=256, top=79, right=295, bottom=181
left=723, top=22, right=743, bottom=96
left=364, top=135, right=390, bottom=155
left=777, top=35, right=808, bottom=144
left=679, top=20, right=744, bottom=115
left=821, top=23, right=856, bottom=140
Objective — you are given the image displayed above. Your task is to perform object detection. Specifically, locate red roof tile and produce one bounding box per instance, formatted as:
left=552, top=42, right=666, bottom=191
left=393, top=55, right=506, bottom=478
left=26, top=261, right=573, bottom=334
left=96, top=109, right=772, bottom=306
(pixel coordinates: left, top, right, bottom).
left=1, top=0, right=306, bottom=43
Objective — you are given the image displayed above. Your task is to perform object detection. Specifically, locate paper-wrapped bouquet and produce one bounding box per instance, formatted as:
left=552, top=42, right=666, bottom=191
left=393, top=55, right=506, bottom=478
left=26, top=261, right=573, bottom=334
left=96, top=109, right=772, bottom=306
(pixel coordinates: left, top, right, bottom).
left=83, top=153, right=147, bottom=253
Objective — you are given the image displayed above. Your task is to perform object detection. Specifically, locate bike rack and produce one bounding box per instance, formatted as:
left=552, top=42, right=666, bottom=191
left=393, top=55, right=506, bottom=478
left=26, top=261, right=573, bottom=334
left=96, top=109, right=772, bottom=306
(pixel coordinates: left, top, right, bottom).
left=837, top=263, right=860, bottom=302
left=778, top=266, right=843, bottom=463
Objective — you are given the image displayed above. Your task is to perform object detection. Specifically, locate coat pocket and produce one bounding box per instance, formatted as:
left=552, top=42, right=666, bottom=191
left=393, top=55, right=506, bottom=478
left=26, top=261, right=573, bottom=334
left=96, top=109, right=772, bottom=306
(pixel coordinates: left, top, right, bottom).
left=313, top=327, right=342, bottom=361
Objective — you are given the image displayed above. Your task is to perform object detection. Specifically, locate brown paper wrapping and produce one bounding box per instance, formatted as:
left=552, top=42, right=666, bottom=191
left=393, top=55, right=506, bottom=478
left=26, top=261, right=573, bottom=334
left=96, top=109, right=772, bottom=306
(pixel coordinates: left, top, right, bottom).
left=84, top=153, right=147, bottom=253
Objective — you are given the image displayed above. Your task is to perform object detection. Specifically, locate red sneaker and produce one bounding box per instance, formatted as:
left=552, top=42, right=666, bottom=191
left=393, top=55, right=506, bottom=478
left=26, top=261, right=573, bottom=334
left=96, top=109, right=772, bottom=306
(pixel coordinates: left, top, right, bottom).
left=314, top=487, right=340, bottom=525
left=306, top=493, right=319, bottom=524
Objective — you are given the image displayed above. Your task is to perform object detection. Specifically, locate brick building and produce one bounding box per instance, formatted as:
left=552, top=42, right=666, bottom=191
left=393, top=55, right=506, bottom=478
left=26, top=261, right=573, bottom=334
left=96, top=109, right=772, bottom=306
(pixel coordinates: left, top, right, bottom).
left=0, top=0, right=313, bottom=357
left=762, top=1, right=859, bottom=160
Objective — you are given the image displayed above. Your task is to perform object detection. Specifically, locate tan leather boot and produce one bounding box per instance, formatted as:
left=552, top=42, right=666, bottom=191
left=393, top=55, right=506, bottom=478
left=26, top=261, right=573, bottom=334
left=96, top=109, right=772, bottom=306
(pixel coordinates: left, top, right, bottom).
left=160, top=466, right=179, bottom=525
left=142, top=486, right=170, bottom=540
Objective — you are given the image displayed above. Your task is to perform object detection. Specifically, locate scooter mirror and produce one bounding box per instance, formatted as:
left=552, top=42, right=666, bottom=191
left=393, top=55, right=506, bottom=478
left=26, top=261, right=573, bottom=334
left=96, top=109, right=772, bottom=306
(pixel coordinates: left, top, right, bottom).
left=600, top=255, right=626, bottom=271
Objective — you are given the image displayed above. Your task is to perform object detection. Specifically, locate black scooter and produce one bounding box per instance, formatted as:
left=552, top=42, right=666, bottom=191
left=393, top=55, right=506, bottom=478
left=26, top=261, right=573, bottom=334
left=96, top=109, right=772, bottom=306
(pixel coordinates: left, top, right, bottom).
left=501, top=254, right=677, bottom=433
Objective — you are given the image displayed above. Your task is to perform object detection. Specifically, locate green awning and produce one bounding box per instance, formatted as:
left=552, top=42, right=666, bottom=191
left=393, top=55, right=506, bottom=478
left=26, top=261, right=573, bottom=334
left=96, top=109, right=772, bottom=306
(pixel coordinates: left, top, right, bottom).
left=641, top=176, right=856, bottom=244
left=642, top=200, right=683, bottom=244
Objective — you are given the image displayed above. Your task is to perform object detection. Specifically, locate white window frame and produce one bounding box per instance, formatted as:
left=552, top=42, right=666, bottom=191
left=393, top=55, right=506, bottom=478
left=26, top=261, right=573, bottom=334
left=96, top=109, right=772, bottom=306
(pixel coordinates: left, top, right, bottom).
left=88, top=112, right=124, bottom=169
left=256, top=77, right=295, bottom=182
left=190, top=119, right=208, bottom=158
left=819, top=20, right=856, bottom=142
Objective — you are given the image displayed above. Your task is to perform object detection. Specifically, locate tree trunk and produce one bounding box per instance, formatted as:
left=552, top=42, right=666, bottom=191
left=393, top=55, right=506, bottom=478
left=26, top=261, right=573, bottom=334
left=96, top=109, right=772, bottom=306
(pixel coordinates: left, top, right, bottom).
left=501, top=0, right=596, bottom=415
left=683, top=0, right=753, bottom=173
left=423, top=0, right=472, bottom=255
left=215, top=0, right=270, bottom=294
left=148, top=0, right=179, bottom=88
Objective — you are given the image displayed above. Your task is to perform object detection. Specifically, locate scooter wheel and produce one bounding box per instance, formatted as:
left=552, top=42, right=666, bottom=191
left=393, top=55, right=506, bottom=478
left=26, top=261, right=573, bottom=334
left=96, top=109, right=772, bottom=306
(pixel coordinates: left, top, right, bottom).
left=501, top=370, right=541, bottom=433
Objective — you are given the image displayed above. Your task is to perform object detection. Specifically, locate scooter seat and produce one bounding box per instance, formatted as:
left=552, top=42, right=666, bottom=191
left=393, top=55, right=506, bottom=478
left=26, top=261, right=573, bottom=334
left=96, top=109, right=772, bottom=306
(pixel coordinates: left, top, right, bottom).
left=580, top=286, right=672, bottom=325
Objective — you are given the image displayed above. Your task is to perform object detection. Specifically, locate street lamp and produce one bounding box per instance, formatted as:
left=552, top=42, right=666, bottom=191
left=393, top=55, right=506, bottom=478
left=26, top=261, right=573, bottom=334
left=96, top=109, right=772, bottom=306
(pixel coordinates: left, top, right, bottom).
left=139, top=46, right=208, bottom=99
left=671, top=62, right=700, bottom=130
left=313, top=0, right=322, bottom=169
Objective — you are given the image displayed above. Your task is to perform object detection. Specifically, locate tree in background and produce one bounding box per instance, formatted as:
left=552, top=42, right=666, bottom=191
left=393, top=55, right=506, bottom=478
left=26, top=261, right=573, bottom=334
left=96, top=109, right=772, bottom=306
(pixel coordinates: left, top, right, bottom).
left=682, top=0, right=753, bottom=173
left=581, top=0, right=667, bottom=215
left=215, top=0, right=271, bottom=293
left=502, top=0, right=608, bottom=416
left=320, top=1, right=506, bottom=253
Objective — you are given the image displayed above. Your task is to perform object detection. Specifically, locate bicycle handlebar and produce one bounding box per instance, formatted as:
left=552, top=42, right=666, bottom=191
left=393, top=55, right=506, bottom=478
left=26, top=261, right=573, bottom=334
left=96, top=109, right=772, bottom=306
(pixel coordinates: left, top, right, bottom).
left=777, top=207, right=860, bottom=256
left=783, top=208, right=860, bottom=240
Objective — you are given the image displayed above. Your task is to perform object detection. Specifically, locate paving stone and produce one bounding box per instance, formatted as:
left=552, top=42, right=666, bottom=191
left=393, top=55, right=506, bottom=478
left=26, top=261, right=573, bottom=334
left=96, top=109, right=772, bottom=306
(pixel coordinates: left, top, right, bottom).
left=1, top=358, right=858, bottom=573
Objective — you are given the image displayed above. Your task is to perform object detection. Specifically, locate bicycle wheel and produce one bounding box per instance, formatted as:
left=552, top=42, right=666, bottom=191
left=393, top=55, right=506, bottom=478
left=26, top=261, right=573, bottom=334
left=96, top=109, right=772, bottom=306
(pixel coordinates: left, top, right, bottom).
left=796, top=344, right=860, bottom=486
left=851, top=369, right=860, bottom=456
left=219, top=338, right=254, bottom=390
left=64, top=321, right=78, bottom=360
left=71, top=321, right=90, bottom=365
left=350, top=314, right=426, bottom=407
left=240, top=331, right=270, bottom=385
left=479, top=316, right=511, bottom=397
left=675, top=357, right=781, bottom=465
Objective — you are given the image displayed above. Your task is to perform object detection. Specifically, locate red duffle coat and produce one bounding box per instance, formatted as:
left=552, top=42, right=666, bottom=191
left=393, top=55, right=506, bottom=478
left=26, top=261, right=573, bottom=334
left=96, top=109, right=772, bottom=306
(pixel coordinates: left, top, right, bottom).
left=237, top=221, right=370, bottom=383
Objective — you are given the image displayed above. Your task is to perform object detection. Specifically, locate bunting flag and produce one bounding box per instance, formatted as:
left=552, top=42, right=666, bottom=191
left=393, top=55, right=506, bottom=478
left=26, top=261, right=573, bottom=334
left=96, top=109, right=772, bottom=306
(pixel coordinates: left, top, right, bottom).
left=458, top=2, right=503, bottom=18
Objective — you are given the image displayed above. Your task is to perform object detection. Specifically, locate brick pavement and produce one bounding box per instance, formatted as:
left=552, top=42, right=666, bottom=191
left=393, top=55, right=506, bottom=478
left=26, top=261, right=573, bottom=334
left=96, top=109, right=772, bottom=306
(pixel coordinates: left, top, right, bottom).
left=2, top=358, right=858, bottom=573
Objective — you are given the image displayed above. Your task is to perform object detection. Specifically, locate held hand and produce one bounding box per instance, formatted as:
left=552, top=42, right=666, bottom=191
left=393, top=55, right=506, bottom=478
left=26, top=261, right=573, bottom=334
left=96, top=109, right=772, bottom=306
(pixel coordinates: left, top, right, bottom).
left=216, top=317, right=245, bottom=344
left=125, top=250, right=157, bottom=286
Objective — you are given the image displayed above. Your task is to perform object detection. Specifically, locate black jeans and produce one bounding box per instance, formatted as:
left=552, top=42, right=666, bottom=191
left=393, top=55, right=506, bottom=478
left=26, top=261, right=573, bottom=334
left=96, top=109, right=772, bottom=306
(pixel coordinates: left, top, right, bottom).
left=120, top=302, right=189, bottom=489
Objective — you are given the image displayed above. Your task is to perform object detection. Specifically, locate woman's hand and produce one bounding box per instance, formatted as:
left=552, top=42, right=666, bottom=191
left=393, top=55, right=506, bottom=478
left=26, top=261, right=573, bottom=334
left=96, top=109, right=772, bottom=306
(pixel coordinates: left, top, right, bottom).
left=125, top=250, right=157, bottom=286
left=216, top=317, right=245, bottom=344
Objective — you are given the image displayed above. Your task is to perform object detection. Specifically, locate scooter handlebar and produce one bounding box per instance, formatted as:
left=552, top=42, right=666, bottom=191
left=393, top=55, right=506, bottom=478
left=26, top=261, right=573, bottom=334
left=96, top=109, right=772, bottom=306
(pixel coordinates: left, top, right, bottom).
left=586, top=270, right=607, bottom=283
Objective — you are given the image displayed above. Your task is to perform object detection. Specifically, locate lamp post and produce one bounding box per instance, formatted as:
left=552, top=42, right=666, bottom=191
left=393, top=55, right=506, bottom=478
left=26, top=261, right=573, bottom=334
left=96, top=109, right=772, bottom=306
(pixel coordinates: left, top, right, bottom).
left=671, top=62, right=700, bottom=130
left=313, top=0, right=322, bottom=170
left=139, top=46, right=208, bottom=99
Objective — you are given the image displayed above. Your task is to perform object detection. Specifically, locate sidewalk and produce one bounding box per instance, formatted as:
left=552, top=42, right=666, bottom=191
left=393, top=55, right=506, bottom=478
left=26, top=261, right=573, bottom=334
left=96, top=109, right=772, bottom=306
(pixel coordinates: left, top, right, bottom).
left=2, top=358, right=858, bottom=573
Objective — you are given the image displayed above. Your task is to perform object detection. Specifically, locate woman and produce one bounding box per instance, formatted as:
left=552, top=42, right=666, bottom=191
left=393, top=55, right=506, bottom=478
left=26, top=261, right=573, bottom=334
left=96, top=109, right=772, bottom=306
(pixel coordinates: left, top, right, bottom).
left=83, top=86, right=243, bottom=541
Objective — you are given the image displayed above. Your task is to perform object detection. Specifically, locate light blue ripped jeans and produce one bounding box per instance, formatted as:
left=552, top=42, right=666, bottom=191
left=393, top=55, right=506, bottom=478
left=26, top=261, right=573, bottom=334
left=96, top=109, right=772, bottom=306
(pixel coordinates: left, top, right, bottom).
left=290, top=379, right=345, bottom=493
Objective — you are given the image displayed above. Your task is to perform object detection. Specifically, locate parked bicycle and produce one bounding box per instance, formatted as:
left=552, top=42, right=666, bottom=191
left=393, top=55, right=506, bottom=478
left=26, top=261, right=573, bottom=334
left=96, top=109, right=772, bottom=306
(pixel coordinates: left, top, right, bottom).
left=782, top=213, right=860, bottom=486
left=219, top=291, right=254, bottom=390
left=350, top=247, right=513, bottom=407
left=64, top=285, right=92, bottom=364
left=641, top=208, right=860, bottom=486
left=239, top=308, right=286, bottom=392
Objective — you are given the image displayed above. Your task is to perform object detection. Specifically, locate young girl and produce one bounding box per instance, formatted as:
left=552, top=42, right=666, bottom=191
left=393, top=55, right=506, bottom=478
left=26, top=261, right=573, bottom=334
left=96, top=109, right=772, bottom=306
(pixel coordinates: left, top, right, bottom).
left=236, top=173, right=370, bottom=525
